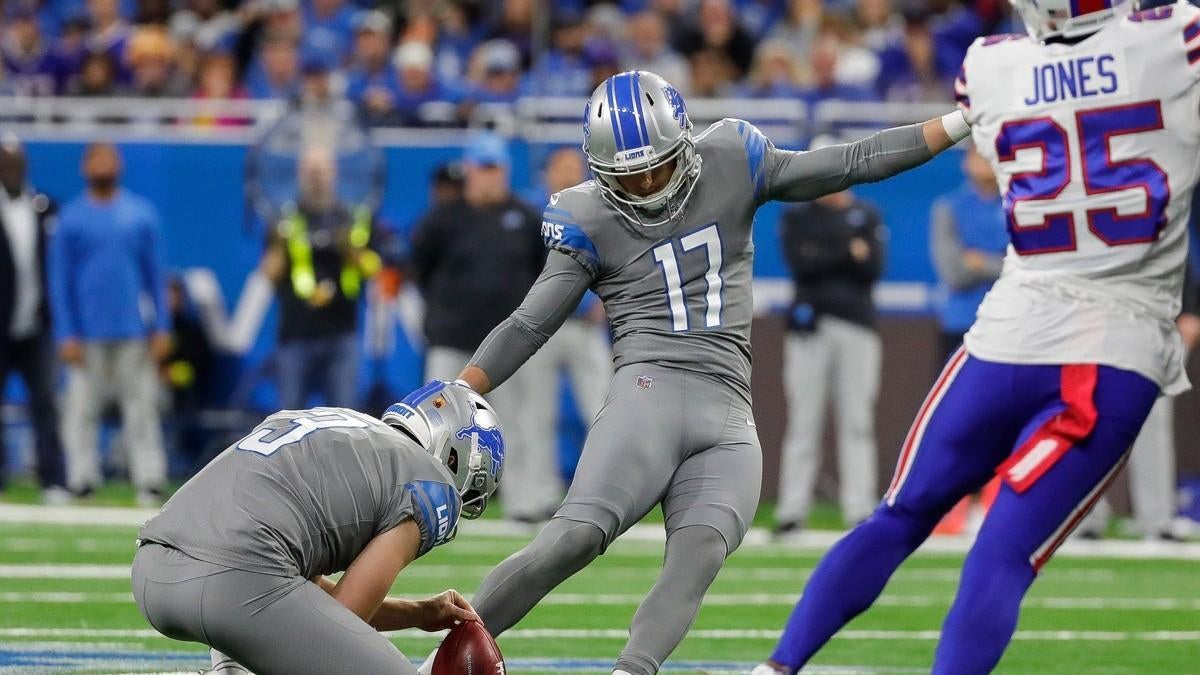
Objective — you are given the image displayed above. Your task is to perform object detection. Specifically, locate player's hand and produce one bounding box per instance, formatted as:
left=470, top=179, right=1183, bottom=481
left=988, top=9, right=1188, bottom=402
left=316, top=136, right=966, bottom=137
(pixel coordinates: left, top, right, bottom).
left=150, top=332, right=172, bottom=363
left=849, top=237, right=871, bottom=263
left=963, top=250, right=989, bottom=272
left=59, top=338, right=85, bottom=367
left=412, top=590, right=480, bottom=632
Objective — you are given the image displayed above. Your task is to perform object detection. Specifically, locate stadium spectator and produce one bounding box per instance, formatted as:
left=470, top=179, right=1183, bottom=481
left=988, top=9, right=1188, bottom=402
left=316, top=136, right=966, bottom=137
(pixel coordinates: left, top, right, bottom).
left=877, top=9, right=956, bottom=102
left=677, top=0, right=756, bottom=77
left=344, top=10, right=395, bottom=108
left=459, top=38, right=522, bottom=123
left=767, top=0, right=822, bottom=59
left=67, top=51, right=119, bottom=96
left=798, top=34, right=876, bottom=107
left=304, top=0, right=356, bottom=61
left=260, top=144, right=383, bottom=410
left=2, top=5, right=57, bottom=97
left=410, top=132, right=557, bottom=523
left=126, top=26, right=188, bottom=97
left=486, top=0, right=535, bottom=67
left=192, top=51, right=249, bottom=126
left=428, top=0, right=480, bottom=84
left=742, top=38, right=805, bottom=98
left=298, top=45, right=338, bottom=106
left=51, top=12, right=92, bottom=93
left=930, top=143, right=1005, bottom=364
left=169, top=0, right=239, bottom=54
left=621, top=10, right=689, bottom=93
left=525, top=11, right=591, bottom=97
left=854, top=0, right=904, bottom=52
left=689, top=47, right=738, bottom=97
left=362, top=40, right=454, bottom=127
left=775, top=165, right=886, bottom=534
left=244, top=32, right=299, bottom=100
left=581, top=37, right=621, bottom=91
left=0, top=136, right=68, bottom=504
left=87, top=0, right=134, bottom=83
left=50, top=142, right=170, bottom=506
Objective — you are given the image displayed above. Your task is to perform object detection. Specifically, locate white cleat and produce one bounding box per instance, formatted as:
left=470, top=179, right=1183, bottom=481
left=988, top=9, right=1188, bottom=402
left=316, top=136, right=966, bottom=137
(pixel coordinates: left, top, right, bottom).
left=749, top=664, right=788, bottom=675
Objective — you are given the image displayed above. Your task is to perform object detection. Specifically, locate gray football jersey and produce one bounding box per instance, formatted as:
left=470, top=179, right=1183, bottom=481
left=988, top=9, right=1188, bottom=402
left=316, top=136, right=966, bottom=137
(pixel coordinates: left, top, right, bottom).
left=541, top=118, right=931, bottom=400
left=543, top=119, right=768, bottom=399
left=139, top=408, right=461, bottom=579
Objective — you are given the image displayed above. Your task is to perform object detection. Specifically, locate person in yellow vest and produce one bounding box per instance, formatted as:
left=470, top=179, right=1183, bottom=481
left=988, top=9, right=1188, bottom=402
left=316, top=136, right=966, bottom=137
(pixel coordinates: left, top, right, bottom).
left=260, top=144, right=384, bottom=410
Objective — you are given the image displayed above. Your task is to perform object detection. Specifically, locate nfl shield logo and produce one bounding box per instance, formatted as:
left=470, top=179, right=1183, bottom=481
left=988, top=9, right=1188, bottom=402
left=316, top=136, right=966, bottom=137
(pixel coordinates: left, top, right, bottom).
left=636, top=375, right=653, bottom=390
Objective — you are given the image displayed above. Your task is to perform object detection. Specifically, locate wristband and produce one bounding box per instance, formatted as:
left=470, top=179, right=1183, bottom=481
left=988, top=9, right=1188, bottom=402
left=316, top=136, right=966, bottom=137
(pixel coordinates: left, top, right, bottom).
left=941, top=110, right=971, bottom=143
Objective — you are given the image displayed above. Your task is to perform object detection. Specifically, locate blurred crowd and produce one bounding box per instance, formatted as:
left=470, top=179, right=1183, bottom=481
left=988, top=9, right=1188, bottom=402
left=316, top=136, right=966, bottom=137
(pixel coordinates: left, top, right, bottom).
left=2, top=0, right=1018, bottom=124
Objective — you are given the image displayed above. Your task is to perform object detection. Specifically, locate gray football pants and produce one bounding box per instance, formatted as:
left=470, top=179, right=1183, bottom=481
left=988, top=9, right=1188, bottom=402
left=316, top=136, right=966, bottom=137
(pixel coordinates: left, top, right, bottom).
left=131, top=543, right=416, bottom=675
left=62, top=339, right=165, bottom=492
left=471, top=364, right=763, bottom=675
left=776, top=317, right=881, bottom=526
left=426, top=345, right=564, bottom=519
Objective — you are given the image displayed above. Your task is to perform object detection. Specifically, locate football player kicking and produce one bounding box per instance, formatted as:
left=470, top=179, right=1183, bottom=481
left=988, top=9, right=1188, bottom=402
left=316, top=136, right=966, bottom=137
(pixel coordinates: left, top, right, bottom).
left=412, top=70, right=969, bottom=675
left=132, top=381, right=504, bottom=675
left=755, top=1, right=1200, bottom=673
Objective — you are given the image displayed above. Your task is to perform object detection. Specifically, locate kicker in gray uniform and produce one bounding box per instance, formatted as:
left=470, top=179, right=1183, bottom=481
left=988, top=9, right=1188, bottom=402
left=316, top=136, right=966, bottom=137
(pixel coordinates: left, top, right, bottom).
left=132, top=382, right=504, bottom=675
left=428, top=70, right=964, bottom=675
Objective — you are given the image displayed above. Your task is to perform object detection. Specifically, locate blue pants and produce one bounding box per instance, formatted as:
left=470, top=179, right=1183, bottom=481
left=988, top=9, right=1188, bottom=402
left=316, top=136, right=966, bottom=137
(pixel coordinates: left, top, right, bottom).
left=771, top=350, right=1159, bottom=674
left=275, top=333, right=360, bottom=411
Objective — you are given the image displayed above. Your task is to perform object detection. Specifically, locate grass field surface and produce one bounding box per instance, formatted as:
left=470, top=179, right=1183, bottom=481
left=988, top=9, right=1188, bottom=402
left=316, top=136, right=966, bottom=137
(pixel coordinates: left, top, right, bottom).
left=0, top=498, right=1197, bottom=674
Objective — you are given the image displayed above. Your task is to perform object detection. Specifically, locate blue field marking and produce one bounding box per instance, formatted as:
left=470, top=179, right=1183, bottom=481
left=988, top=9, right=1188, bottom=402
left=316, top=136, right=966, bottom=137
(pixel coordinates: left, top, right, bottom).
left=0, top=649, right=926, bottom=674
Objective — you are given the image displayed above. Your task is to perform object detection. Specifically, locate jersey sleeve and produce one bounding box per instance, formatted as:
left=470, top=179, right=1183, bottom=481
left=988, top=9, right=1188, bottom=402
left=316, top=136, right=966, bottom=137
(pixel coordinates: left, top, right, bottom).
left=379, top=473, right=462, bottom=557
left=541, top=199, right=601, bottom=277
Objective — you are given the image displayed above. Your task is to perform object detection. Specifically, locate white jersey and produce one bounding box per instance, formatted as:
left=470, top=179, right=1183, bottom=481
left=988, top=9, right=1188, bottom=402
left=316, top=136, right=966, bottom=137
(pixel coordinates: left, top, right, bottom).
left=959, top=3, right=1200, bottom=394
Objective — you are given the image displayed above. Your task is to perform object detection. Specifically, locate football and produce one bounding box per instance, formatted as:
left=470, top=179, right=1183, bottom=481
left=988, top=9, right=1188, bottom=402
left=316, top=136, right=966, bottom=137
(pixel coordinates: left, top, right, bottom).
left=431, top=621, right=505, bottom=675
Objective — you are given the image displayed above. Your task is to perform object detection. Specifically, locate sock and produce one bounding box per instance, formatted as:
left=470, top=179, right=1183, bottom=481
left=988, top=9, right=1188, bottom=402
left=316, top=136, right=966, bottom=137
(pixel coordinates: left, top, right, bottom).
left=614, top=525, right=728, bottom=675
left=208, top=649, right=249, bottom=674
left=472, top=518, right=605, bottom=635
left=770, top=506, right=935, bottom=670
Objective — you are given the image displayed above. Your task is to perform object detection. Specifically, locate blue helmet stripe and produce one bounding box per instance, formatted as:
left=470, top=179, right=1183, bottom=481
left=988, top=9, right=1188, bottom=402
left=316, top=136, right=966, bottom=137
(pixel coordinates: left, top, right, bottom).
left=606, top=77, right=627, bottom=152
left=611, top=73, right=645, bottom=152
left=629, top=73, right=650, bottom=147
left=401, top=380, right=446, bottom=407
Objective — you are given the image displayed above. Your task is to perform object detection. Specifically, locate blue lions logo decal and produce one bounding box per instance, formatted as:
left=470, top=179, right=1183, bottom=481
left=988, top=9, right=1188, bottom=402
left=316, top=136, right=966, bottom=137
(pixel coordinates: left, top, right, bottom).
left=663, top=85, right=687, bottom=129
left=582, top=102, right=592, bottom=140
left=456, top=412, right=505, bottom=477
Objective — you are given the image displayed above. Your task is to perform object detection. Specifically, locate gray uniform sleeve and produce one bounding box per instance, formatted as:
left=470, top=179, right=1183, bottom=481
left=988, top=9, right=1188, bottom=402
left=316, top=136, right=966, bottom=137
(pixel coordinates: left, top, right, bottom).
left=757, top=124, right=932, bottom=203
left=931, top=199, right=1003, bottom=290
left=468, top=249, right=595, bottom=389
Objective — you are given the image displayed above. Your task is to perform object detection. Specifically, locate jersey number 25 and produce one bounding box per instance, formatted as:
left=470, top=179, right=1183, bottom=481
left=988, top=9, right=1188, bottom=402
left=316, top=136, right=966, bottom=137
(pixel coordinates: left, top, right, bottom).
left=997, top=100, right=1169, bottom=255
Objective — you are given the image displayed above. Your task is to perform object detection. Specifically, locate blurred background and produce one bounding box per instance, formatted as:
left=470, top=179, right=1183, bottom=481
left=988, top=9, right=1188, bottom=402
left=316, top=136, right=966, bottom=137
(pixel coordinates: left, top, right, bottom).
left=2, top=0, right=1199, bottom=538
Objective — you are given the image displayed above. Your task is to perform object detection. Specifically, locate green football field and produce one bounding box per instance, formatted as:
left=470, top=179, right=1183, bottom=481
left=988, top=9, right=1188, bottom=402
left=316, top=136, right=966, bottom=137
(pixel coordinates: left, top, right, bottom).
left=1, top=503, right=1198, bottom=674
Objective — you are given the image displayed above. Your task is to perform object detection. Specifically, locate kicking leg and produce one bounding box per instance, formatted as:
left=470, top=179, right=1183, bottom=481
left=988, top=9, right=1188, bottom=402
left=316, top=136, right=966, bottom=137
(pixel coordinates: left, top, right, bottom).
left=471, top=365, right=686, bottom=635
left=768, top=351, right=1034, bottom=672
left=933, top=365, right=1157, bottom=675
left=618, top=388, right=763, bottom=675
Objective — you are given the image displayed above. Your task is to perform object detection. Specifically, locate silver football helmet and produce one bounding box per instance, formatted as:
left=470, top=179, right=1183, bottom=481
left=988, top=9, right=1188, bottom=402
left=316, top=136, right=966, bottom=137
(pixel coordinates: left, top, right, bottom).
left=382, top=381, right=505, bottom=520
left=583, top=70, right=702, bottom=227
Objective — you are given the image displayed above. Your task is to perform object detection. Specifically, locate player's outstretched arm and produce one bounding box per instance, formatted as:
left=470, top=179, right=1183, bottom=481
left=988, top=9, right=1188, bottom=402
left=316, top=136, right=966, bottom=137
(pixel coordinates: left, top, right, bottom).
left=762, top=110, right=971, bottom=203
left=457, top=249, right=594, bottom=394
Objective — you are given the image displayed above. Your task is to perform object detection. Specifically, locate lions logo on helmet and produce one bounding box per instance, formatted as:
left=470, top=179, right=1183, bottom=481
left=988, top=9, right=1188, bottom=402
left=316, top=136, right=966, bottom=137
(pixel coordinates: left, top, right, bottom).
left=455, top=409, right=505, bottom=478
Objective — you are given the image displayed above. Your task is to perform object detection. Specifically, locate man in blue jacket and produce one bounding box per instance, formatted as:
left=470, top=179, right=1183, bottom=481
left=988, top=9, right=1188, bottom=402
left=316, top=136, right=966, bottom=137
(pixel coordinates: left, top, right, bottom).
left=50, top=143, right=170, bottom=506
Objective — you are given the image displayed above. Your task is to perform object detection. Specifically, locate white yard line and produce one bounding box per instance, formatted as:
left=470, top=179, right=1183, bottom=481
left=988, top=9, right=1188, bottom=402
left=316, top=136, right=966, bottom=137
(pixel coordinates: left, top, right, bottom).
left=0, top=563, right=1118, bottom=583
left=2, top=627, right=1198, bottom=642
left=3, top=590, right=1196, bottom=612
left=4, top=503, right=1199, bottom=559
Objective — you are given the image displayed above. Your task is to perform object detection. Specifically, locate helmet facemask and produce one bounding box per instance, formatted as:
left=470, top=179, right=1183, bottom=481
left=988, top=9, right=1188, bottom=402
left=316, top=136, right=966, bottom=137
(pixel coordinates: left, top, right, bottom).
left=589, top=137, right=703, bottom=227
